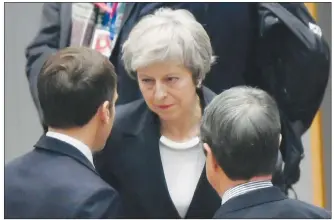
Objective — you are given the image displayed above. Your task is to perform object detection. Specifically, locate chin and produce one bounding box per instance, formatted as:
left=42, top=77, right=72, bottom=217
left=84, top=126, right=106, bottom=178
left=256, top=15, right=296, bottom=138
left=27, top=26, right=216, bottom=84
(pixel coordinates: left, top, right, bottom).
left=155, top=110, right=180, bottom=121
left=157, top=113, right=178, bottom=122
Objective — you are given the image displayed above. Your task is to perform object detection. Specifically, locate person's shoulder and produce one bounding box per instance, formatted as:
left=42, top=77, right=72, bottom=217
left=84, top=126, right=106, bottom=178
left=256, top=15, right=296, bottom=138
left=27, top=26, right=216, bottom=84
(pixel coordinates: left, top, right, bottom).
left=57, top=174, right=120, bottom=218
left=5, top=150, right=36, bottom=173
left=73, top=185, right=121, bottom=218
left=102, top=98, right=148, bottom=149
left=51, top=162, right=117, bottom=200
left=74, top=172, right=118, bottom=194
left=114, top=99, right=147, bottom=126
left=202, top=86, right=216, bottom=97
left=201, top=86, right=217, bottom=106
left=282, top=198, right=331, bottom=218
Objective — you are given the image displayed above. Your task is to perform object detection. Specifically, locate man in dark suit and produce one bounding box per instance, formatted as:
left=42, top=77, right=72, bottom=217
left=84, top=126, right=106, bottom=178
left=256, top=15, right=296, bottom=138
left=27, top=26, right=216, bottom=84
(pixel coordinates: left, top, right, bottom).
left=200, top=86, right=331, bottom=219
left=5, top=47, right=121, bottom=218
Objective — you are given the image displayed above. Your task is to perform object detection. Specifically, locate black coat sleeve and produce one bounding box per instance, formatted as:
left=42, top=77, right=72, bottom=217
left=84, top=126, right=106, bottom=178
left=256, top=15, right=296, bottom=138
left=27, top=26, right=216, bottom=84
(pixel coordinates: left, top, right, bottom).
left=25, top=3, right=61, bottom=122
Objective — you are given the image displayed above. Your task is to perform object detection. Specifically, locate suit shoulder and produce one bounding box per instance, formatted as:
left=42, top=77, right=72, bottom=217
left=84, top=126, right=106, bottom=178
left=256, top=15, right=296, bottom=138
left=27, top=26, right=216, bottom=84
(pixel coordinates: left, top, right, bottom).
left=285, top=198, right=331, bottom=218
left=114, top=99, right=146, bottom=126
left=203, top=86, right=216, bottom=97
left=5, top=151, right=35, bottom=172
left=73, top=185, right=120, bottom=218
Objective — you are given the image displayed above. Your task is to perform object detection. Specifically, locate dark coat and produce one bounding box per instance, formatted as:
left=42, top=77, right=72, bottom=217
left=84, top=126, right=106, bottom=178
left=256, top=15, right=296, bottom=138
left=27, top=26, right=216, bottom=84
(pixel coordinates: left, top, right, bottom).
left=213, top=186, right=331, bottom=219
left=5, top=135, right=121, bottom=219
left=94, top=87, right=222, bottom=218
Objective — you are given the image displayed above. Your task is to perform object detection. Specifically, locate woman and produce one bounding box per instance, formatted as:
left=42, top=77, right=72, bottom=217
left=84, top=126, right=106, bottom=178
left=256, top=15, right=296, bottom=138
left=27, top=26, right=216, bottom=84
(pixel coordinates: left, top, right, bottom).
left=94, top=8, right=221, bottom=218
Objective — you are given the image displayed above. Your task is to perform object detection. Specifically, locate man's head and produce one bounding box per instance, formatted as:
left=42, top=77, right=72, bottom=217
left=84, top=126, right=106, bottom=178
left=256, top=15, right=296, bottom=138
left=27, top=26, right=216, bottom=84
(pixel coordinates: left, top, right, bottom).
left=38, top=47, right=117, bottom=151
left=200, top=86, right=281, bottom=194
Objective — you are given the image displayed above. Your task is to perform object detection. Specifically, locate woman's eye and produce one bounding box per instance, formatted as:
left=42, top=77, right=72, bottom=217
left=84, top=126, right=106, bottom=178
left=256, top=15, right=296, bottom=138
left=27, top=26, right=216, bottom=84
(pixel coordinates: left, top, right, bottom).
left=167, top=77, right=179, bottom=83
left=141, top=78, right=154, bottom=83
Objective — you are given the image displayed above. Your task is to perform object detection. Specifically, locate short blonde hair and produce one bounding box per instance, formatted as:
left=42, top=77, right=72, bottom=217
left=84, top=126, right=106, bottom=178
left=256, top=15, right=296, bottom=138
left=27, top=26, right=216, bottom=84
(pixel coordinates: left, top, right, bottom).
left=122, top=8, right=216, bottom=84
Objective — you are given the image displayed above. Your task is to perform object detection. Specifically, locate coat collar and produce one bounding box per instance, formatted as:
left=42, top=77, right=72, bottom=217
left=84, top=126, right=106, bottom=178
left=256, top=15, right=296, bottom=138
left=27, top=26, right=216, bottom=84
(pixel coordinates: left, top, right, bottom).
left=34, top=135, right=98, bottom=175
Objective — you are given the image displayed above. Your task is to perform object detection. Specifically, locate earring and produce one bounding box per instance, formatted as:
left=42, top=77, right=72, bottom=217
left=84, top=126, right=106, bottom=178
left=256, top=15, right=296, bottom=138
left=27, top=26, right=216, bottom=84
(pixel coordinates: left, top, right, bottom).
left=196, top=81, right=202, bottom=88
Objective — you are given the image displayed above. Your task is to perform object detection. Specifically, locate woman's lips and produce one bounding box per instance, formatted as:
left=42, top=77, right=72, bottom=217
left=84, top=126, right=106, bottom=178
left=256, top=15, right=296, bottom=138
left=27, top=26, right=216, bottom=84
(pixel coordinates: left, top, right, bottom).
left=157, top=104, right=174, bottom=109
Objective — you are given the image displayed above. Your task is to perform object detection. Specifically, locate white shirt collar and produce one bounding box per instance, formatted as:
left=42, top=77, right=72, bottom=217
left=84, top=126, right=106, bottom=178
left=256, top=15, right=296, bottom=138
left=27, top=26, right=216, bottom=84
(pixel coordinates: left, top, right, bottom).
left=46, top=131, right=95, bottom=168
left=221, top=180, right=273, bottom=205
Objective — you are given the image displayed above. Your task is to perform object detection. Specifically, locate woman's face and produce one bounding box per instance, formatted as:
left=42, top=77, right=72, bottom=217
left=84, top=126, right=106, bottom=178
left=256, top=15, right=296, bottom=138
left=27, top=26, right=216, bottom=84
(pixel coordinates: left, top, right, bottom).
left=137, top=61, right=198, bottom=121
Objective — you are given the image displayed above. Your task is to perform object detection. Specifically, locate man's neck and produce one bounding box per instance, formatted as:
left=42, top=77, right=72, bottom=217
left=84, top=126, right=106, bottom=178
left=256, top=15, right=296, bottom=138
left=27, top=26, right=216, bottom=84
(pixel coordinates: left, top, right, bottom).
left=48, top=127, right=95, bottom=152
left=217, top=175, right=272, bottom=197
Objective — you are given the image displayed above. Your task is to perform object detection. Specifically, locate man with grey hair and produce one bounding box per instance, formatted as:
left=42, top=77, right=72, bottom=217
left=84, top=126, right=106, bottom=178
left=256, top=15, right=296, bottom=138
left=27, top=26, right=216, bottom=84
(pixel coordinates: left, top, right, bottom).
left=201, top=86, right=331, bottom=219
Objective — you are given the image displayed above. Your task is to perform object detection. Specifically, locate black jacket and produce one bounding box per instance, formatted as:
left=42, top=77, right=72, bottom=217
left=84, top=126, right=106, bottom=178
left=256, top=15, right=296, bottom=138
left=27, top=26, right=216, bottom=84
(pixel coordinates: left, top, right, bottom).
left=214, top=186, right=331, bottom=219
left=5, top=135, right=121, bottom=219
left=94, top=87, right=221, bottom=218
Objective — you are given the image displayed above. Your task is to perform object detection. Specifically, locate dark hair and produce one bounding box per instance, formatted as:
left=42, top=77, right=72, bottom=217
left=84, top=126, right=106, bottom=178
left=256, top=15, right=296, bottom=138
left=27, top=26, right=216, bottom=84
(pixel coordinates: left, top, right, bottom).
left=201, top=86, right=281, bottom=180
left=37, top=47, right=117, bottom=128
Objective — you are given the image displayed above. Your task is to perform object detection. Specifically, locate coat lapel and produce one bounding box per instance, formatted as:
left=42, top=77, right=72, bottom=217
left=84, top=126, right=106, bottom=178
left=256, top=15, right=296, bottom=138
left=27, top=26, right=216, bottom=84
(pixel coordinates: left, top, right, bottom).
left=142, top=114, right=180, bottom=218
left=120, top=104, right=180, bottom=218
left=34, top=135, right=97, bottom=175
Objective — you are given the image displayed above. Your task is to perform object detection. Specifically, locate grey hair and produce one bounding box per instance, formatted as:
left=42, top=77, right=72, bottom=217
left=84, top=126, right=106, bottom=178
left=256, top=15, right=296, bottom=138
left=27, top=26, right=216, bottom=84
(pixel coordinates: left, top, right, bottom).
left=200, top=86, right=281, bottom=179
left=122, top=7, right=216, bottom=83
left=201, top=86, right=281, bottom=147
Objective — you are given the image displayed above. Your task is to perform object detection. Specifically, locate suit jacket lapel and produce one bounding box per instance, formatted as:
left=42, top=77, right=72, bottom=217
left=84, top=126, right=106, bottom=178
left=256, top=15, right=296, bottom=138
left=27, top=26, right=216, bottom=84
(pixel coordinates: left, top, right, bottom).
left=34, top=135, right=97, bottom=175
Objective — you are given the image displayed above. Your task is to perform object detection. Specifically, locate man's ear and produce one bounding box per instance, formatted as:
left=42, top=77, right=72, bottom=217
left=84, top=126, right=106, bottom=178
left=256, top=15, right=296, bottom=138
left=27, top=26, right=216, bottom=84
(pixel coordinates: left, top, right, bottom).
left=204, top=143, right=219, bottom=171
left=98, top=101, right=111, bottom=124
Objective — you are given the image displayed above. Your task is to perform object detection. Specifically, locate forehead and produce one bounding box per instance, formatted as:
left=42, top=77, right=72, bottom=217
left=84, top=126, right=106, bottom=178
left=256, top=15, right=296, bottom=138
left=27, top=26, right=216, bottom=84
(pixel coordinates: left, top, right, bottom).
left=137, top=61, right=192, bottom=77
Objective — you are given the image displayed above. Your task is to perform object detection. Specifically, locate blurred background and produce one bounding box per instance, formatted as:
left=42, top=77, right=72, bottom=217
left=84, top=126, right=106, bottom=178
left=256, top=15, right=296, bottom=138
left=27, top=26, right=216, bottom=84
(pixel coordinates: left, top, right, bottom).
left=4, top=2, right=332, bottom=211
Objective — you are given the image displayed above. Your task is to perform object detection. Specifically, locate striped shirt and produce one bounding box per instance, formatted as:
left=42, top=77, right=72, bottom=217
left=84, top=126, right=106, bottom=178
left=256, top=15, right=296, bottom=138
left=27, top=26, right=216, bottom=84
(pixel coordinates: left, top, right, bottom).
left=221, top=181, right=273, bottom=205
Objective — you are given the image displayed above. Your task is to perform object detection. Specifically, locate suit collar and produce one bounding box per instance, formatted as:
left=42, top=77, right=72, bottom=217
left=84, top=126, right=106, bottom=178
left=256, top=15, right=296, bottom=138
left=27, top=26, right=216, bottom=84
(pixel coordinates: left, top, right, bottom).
left=34, top=135, right=98, bottom=175
left=216, top=186, right=287, bottom=215
left=45, top=131, right=94, bottom=167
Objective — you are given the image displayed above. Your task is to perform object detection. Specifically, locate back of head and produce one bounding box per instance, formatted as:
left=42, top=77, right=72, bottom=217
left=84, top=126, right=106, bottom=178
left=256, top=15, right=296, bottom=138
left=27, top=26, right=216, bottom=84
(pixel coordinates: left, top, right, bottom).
left=38, top=47, right=117, bottom=129
left=201, top=86, right=281, bottom=180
